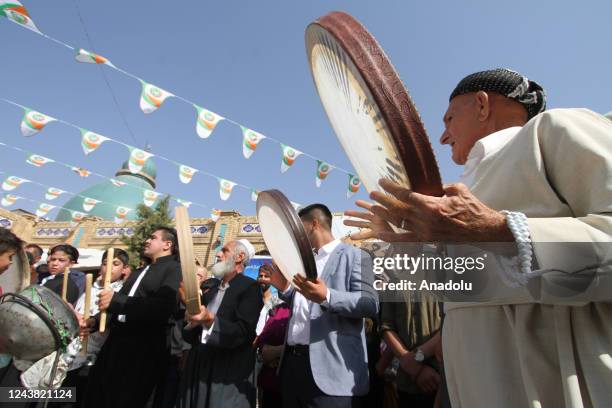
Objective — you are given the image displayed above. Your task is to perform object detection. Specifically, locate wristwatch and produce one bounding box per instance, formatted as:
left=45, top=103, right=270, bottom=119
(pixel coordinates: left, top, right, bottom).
left=414, top=348, right=425, bottom=363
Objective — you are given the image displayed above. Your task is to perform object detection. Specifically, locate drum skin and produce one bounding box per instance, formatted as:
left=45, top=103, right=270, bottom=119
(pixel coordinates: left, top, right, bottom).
left=306, top=11, right=444, bottom=197
left=0, top=285, right=79, bottom=361
left=256, top=190, right=318, bottom=281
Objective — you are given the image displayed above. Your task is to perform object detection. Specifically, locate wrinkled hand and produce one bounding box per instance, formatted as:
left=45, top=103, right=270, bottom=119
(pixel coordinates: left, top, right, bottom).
left=97, top=289, right=114, bottom=312
left=293, top=275, right=328, bottom=304
left=369, top=178, right=513, bottom=242
left=344, top=200, right=395, bottom=240
left=415, top=365, right=440, bottom=394
left=268, top=263, right=289, bottom=292
left=186, top=305, right=214, bottom=329
left=261, top=344, right=283, bottom=367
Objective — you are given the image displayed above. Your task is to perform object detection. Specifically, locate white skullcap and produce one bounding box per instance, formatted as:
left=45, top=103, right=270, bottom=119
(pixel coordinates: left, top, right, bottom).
left=237, top=239, right=256, bottom=259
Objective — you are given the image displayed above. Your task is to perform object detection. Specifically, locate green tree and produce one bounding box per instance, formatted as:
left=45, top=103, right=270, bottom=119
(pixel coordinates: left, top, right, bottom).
left=122, top=195, right=172, bottom=270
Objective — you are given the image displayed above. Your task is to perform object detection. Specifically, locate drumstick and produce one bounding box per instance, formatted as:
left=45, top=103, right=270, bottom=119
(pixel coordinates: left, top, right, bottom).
left=61, top=266, right=70, bottom=302
left=82, top=273, right=93, bottom=354
left=175, top=206, right=202, bottom=315
left=99, top=247, right=114, bottom=333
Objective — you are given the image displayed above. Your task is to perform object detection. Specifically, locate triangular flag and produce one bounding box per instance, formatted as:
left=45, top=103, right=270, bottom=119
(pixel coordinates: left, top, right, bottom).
left=128, top=147, right=154, bottom=173
left=280, top=144, right=302, bottom=173
left=2, top=175, right=29, bottom=191
left=210, top=209, right=221, bottom=222
left=195, top=105, right=224, bottom=139
left=143, top=189, right=160, bottom=207
left=178, top=165, right=198, bottom=184
left=1, top=2, right=41, bottom=34
left=45, top=187, right=65, bottom=200
left=20, top=109, right=56, bottom=137
left=75, top=49, right=115, bottom=67
left=176, top=199, right=192, bottom=208
left=114, top=206, right=131, bottom=224
left=139, top=81, right=174, bottom=114
left=315, top=160, right=333, bottom=187
left=71, top=167, right=90, bottom=178
left=36, top=203, right=55, bottom=218
left=80, top=129, right=111, bottom=155
left=110, top=179, right=126, bottom=187
left=347, top=174, right=361, bottom=198
left=1, top=194, right=19, bottom=207
left=26, top=153, right=54, bottom=167
left=250, top=189, right=259, bottom=202
left=70, top=210, right=86, bottom=223
left=241, top=126, right=266, bottom=159
left=82, top=197, right=100, bottom=212
left=218, top=179, right=236, bottom=201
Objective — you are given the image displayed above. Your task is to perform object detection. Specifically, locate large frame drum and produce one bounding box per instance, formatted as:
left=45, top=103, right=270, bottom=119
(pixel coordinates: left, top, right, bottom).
left=306, top=11, right=444, bottom=197
left=0, top=285, right=79, bottom=361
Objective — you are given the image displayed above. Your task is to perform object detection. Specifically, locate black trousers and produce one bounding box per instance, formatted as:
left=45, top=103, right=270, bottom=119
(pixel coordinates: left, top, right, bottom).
left=280, top=351, right=360, bottom=408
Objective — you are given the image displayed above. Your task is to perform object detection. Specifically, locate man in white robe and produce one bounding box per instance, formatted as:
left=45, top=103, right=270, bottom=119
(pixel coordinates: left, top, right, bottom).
left=347, top=68, right=612, bottom=407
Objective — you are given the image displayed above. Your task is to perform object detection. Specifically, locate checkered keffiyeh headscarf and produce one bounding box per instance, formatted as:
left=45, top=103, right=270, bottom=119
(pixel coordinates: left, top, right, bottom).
left=450, top=68, right=546, bottom=119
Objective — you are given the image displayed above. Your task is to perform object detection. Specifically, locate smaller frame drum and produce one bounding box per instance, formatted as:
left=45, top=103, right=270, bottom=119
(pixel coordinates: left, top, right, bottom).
left=256, top=190, right=317, bottom=283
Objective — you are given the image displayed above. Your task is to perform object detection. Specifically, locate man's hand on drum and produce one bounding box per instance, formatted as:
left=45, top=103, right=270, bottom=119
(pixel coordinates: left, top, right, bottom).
left=186, top=305, right=214, bottom=329
left=361, top=178, right=513, bottom=242
left=293, top=275, right=328, bottom=304
left=267, top=263, right=289, bottom=292
left=97, top=289, right=114, bottom=312
left=343, top=199, right=395, bottom=240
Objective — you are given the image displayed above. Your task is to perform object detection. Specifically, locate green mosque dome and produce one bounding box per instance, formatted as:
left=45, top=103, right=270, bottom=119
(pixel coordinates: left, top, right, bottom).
left=55, top=157, right=159, bottom=222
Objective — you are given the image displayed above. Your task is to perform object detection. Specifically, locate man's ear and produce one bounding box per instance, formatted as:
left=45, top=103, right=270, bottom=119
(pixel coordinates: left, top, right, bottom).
left=475, top=91, right=491, bottom=122
left=311, top=218, right=319, bottom=230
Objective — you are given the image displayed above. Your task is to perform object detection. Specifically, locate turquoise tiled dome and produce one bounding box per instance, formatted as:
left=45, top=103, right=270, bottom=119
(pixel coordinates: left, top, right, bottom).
left=55, top=158, right=159, bottom=222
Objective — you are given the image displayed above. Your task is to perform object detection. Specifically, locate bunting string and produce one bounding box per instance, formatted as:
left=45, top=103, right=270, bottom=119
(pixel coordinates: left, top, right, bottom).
left=0, top=138, right=302, bottom=215
left=0, top=2, right=359, bottom=190
left=0, top=169, right=135, bottom=222
left=0, top=140, right=208, bottom=211
left=1, top=99, right=322, bottom=201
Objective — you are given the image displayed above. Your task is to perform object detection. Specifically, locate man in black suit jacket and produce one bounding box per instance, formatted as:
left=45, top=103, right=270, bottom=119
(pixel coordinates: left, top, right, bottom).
left=83, top=227, right=182, bottom=408
left=177, top=239, right=263, bottom=408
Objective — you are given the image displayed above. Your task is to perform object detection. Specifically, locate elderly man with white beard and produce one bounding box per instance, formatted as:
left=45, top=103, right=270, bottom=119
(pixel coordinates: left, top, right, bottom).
left=177, top=239, right=263, bottom=408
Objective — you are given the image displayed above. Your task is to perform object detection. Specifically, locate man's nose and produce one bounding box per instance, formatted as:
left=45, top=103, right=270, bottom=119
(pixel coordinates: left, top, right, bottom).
left=439, top=129, right=450, bottom=145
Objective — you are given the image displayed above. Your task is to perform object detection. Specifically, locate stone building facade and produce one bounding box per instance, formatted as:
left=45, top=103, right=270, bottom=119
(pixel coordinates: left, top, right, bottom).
left=1, top=207, right=362, bottom=268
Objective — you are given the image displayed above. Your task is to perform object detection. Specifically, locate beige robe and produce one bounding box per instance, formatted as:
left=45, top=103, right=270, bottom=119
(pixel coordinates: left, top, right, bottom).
left=443, top=108, right=612, bottom=407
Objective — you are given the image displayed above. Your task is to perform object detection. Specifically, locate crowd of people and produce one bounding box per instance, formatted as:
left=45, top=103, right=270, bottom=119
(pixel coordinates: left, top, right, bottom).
left=0, top=67, right=610, bottom=407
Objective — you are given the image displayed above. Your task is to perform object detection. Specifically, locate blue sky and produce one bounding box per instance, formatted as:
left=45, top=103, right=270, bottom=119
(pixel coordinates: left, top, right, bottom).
left=1, top=0, right=610, bottom=218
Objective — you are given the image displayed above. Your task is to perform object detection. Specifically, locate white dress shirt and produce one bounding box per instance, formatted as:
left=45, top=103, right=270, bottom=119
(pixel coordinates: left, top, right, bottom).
left=286, top=238, right=340, bottom=346
left=118, top=265, right=150, bottom=322
left=200, top=280, right=229, bottom=344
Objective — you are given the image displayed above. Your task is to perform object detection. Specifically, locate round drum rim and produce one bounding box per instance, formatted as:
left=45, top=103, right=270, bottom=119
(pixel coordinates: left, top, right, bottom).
left=306, top=11, right=443, bottom=196
left=256, top=189, right=317, bottom=280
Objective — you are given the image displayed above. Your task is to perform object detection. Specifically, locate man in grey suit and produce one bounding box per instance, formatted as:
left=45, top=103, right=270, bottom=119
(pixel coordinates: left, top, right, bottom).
left=268, top=203, right=379, bottom=408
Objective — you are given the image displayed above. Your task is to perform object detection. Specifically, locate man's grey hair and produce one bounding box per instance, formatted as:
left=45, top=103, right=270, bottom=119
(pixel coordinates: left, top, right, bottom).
left=233, top=241, right=251, bottom=267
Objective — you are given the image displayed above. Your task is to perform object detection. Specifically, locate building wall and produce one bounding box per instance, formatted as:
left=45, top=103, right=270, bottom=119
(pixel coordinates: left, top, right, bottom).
left=1, top=208, right=286, bottom=266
